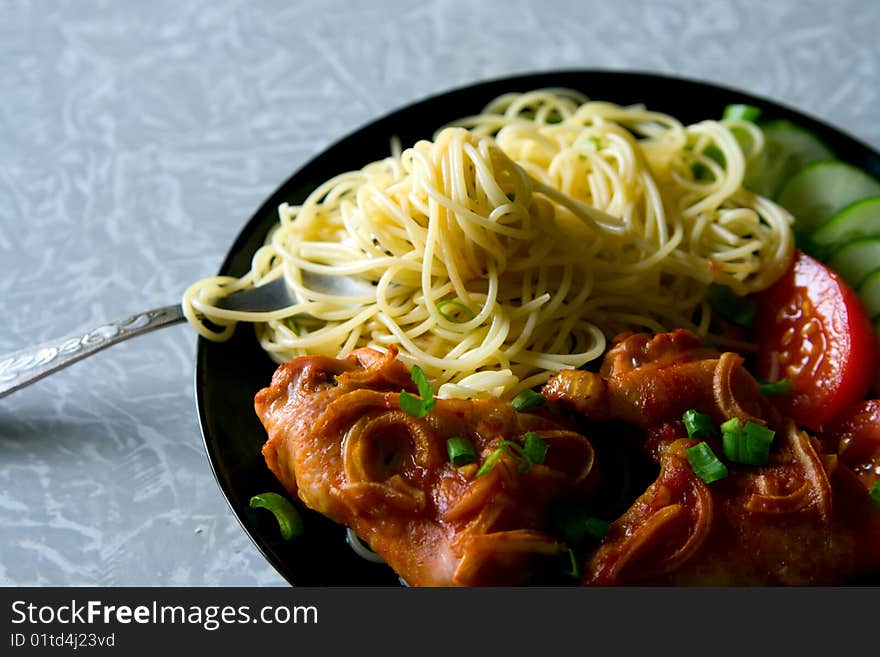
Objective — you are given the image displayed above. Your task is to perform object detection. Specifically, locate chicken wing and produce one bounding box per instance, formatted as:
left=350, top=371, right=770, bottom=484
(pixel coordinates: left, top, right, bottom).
left=544, top=329, right=878, bottom=585
left=255, top=347, right=596, bottom=586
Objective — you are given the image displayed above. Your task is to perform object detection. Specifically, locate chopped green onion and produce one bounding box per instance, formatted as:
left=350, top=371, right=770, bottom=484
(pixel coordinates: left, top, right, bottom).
left=501, top=441, right=531, bottom=474
left=721, top=418, right=776, bottom=465
left=721, top=418, right=745, bottom=463
left=475, top=432, right=551, bottom=477
left=411, top=365, right=434, bottom=406
left=548, top=500, right=611, bottom=545
left=446, top=437, right=477, bottom=466
left=744, top=423, right=775, bottom=452
left=559, top=547, right=582, bottom=579
left=584, top=517, right=610, bottom=540
left=399, top=365, right=436, bottom=418
left=587, top=137, right=601, bottom=150
left=477, top=436, right=541, bottom=477
left=475, top=446, right=506, bottom=477
left=436, top=299, right=476, bottom=323
left=682, top=409, right=716, bottom=439
left=685, top=442, right=729, bottom=484
left=249, top=492, right=304, bottom=540
left=522, top=432, right=549, bottom=465
left=720, top=418, right=741, bottom=433
left=870, top=481, right=880, bottom=507
left=285, top=317, right=300, bottom=335
left=549, top=501, right=586, bottom=544
left=398, top=392, right=425, bottom=417
left=706, top=283, right=757, bottom=328
left=511, top=389, right=546, bottom=412
left=759, top=379, right=793, bottom=396
left=723, top=104, right=762, bottom=122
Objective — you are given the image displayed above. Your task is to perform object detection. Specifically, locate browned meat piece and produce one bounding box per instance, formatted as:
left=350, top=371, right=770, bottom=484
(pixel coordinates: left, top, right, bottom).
left=587, top=424, right=859, bottom=585
left=256, top=349, right=414, bottom=498
left=543, top=329, right=878, bottom=585
left=821, top=401, right=880, bottom=574
left=544, top=330, right=773, bottom=428
left=255, top=347, right=596, bottom=586
left=599, top=329, right=720, bottom=377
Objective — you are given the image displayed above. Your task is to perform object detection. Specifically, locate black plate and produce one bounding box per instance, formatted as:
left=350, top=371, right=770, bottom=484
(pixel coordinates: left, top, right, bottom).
left=195, top=70, right=880, bottom=586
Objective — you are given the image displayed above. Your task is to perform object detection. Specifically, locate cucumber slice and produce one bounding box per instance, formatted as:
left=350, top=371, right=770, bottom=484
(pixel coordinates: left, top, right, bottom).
left=857, top=267, right=880, bottom=319
left=826, top=237, right=880, bottom=288
left=743, top=120, right=834, bottom=198
left=777, top=161, right=880, bottom=234
left=809, top=196, right=880, bottom=257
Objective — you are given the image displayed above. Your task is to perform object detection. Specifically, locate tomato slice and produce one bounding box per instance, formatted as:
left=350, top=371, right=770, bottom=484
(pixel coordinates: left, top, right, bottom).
left=752, top=250, right=878, bottom=431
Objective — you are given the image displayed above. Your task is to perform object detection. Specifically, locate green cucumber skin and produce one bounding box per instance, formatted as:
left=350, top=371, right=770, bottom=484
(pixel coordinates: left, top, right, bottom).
left=779, top=162, right=880, bottom=235
left=809, top=196, right=880, bottom=259
left=779, top=161, right=880, bottom=235
left=857, top=268, right=880, bottom=320
left=743, top=120, right=834, bottom=198
left=826, top=237, right=880, bottom=288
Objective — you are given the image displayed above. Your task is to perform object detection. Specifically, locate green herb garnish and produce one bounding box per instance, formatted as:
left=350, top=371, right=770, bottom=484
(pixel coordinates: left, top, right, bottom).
left=476, top=433, right=548, bottom=477
left=511, top=389, right=546, bottom=412
left=721, top=418, right=776, bottom=466
left=522, top=431, right=549, bottom=465
left=249, top=493, right=304, bottom=540
left=758, top=379, right=793, bottom=396
left=685, top=442, right=729, bottom=484
left=549, top=501, right=609, bottom=545
left=723, top=104, right=761, bottom=122
left=437, top=299, right=476, bottom=323
left=446, top=437, right=477, bottom=467
left=870, top=481, right=880, bottom=507
left=475, top=446, right=507, bottom=477
left=583, top=517, right=610, bottom=539
left=399, top=365, right=436, bottom=418
left=682, top=409, right=716, bottom=439
left=559, top=547, right=582, bottom=579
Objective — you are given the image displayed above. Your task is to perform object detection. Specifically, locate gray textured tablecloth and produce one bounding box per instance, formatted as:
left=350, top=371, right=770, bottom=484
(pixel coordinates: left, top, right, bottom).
left=1, top=0, right=878, bottom=586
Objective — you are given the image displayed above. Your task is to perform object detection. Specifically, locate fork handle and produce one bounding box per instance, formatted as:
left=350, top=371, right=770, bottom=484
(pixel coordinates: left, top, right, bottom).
left=0, top=305, right=186, bottom=399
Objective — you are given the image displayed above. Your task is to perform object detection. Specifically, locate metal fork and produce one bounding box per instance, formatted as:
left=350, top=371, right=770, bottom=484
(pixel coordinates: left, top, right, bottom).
left=0, top=273, right=371, bottom=399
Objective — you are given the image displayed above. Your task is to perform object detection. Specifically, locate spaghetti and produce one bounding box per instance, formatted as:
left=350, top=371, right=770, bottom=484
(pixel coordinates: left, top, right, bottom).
left=183, top=89, right=793, bottom=399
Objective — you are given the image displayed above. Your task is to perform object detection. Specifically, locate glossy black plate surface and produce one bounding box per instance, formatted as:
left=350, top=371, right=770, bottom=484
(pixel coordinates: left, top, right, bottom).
left=195, top=70, right=880, bottom=586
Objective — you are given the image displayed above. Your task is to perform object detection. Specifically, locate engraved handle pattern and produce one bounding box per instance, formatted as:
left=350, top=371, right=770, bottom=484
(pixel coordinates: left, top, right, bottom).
left=0, top=305, right=186, bottom=399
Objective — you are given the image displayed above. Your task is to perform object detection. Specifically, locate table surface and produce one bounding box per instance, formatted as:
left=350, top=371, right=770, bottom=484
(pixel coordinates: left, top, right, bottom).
left=2, top=0, right=879, bottom=586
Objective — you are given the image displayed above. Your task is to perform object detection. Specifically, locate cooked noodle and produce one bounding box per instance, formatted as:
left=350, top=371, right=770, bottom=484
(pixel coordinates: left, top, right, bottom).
left=183, top=89, right=793, bottom=398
